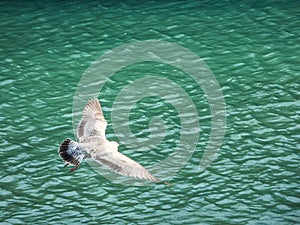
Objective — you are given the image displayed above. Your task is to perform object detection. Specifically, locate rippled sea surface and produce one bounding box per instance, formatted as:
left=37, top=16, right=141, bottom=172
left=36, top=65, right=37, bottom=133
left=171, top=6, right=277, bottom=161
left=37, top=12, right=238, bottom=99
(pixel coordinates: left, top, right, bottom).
left=1, top=1, right=299, bottom=224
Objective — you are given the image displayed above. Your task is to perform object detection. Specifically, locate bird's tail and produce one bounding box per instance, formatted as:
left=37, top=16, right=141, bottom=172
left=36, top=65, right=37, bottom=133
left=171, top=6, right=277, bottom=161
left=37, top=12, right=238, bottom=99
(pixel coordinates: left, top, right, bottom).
left=59, top=139, right=85, bottom=171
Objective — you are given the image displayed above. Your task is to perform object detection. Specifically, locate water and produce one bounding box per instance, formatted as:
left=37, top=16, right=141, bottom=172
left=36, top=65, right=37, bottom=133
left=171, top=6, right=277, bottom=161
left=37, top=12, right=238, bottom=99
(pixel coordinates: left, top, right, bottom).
left=1, top=1, right=299, bottom=224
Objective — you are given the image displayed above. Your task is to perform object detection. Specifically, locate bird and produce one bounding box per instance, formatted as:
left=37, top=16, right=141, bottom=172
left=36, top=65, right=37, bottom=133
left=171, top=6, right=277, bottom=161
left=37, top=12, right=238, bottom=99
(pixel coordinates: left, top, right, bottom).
left=58, top=97, right=169, bottom=185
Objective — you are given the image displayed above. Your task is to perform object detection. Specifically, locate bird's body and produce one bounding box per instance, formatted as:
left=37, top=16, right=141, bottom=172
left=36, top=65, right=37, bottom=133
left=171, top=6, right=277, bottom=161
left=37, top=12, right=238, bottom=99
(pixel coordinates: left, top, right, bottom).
left=59, top=97, right=168, bottom=185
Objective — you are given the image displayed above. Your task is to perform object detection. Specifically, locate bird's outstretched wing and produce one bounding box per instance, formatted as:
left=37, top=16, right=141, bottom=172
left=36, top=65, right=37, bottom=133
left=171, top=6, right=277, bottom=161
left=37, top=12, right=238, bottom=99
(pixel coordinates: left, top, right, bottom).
left=93, top=150, right=168, bottom=184
left=77, top=97, right=107, bottom=142
left=75, top=97, right=169, bottom=185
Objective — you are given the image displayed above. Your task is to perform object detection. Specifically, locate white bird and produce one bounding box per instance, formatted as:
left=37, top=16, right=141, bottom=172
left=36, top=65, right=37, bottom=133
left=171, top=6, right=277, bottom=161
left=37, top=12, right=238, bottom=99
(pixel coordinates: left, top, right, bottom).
left=59, top=97, right=169, bottom=185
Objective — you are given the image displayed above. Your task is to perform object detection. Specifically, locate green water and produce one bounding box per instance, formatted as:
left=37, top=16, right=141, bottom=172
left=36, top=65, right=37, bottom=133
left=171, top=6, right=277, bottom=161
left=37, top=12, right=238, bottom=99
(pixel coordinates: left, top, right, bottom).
left=1, top=1, right=299, bottom=224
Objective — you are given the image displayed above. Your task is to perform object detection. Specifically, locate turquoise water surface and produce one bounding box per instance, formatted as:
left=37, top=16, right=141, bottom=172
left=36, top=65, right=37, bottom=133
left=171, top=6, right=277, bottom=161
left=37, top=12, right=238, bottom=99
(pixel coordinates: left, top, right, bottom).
left=1, top=1, right=299, bottom=224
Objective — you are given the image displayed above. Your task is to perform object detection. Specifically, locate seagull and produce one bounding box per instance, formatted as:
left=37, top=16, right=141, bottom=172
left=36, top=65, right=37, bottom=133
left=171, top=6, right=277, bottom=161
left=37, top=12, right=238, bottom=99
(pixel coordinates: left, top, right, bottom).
left=59, top=97, right=169, bottom=185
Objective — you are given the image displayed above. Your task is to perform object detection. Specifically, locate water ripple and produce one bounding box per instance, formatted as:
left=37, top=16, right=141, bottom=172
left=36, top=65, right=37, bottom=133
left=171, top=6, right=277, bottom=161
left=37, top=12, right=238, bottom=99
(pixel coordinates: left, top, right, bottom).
left=1, top=0, right=299, bottom=224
